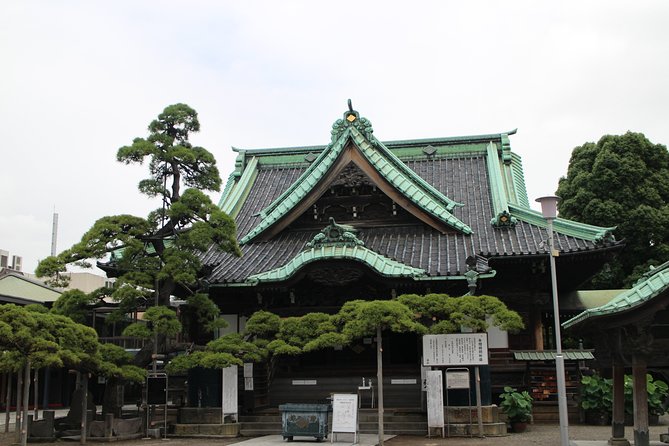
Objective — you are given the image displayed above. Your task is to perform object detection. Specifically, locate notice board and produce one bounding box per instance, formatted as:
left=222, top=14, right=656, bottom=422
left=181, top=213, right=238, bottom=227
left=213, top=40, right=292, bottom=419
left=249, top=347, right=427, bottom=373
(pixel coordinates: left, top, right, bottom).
left=332, top=394, right=358, bottom=434
left=422, top=333, right=489, bottom=366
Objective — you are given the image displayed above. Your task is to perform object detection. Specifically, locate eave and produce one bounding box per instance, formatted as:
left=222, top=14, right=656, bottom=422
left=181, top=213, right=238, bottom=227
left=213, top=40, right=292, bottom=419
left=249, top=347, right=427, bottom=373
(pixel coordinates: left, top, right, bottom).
left=563, top=260, right=669, bottom=329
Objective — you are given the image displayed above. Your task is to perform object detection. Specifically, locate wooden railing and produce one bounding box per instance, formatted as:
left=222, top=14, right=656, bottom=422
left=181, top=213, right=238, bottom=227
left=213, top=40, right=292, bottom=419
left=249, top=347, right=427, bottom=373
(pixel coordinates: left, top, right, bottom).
left=98, top=336, right=148, bottom=350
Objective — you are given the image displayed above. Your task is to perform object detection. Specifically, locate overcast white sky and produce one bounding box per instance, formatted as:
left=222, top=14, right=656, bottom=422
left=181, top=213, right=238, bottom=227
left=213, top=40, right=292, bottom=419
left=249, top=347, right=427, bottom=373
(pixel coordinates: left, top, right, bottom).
left=2, top=1, right=669, bottom=275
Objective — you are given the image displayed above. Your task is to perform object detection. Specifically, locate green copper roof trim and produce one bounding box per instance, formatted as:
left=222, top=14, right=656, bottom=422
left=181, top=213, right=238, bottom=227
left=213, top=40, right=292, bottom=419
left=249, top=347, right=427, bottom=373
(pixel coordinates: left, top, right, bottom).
left=509, top=152, right=530, bottom=207
left=245, top=244, right=428, bottom=285
left=486, top=141, right=517, bottom=228
left=359, top=129, right=465, bottom=212
left=220, top=156, right=259, bottom=218
left=240, top=112, right=472, bottom=244
left=508, top=204, right=616, bottom=243
left=239, top=129, right=353, bottom=244
left=563, top=261, right=669, bottom=329
left=237, top=131, right=515, bottom=156
left=349, top=127, right=471, bottom=234
left=218, top=172, right=238, bottom=209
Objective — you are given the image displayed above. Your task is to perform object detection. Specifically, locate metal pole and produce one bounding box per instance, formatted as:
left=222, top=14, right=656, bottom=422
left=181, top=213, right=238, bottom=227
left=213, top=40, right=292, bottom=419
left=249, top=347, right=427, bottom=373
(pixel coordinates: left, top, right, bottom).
left=547, top=217, right=569, bottom=446
left=376, top=326, right=384, bottom=446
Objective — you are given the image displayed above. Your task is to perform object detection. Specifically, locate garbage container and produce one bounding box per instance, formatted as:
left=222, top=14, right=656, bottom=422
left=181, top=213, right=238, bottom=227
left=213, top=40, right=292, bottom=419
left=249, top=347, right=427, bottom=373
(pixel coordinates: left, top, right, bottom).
left=279, top=403, right=330, bottom=441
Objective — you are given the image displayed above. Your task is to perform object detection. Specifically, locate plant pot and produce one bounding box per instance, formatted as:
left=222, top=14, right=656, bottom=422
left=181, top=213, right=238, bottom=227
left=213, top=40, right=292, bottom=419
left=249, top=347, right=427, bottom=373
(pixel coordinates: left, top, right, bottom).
left=584, top=410, right=610, bottom=426
left=510, top=421, right=528, bottom=433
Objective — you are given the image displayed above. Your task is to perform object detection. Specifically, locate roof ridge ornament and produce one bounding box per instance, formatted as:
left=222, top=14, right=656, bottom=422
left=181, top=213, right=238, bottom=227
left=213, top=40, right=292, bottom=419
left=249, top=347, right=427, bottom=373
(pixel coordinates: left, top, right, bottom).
left=331, top=99, right=374, bottom=143
left=305, top=217, right=365, bottom=248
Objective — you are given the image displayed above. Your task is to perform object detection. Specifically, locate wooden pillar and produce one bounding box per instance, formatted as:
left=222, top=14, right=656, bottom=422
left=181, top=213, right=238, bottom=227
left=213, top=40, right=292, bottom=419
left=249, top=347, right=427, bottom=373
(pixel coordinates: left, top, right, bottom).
left=632, top=355, right=649, bottom=446
left=533, top=307, right=544, bottom=351
left=610, top=363, right=629, bottom=446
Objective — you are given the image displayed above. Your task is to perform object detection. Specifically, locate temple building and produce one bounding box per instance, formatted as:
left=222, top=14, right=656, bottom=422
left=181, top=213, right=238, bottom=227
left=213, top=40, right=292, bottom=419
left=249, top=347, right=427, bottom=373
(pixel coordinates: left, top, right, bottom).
left=203, top=104, right=621, bottom=411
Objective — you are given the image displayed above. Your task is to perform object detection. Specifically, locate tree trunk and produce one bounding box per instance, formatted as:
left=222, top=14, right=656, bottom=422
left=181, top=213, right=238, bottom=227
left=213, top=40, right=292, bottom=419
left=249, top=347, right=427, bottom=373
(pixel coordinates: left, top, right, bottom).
left=20, top=360, right=30, bottom=446
left=33, top=369, right=39, bottom=420
left=4, top=372, right=11, bottom=433
left=102, top=378, right=122, bottom=418
left=15, top=369, right=22, bottom=442
left=376, top=326, right=384, bottom=446
left=80, top=372, right=88, bottom=445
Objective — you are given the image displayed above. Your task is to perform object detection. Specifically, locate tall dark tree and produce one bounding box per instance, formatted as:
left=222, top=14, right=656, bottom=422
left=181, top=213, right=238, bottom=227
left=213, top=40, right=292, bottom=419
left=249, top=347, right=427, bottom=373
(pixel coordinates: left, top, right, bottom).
left=556, top=132, right=669, bottom=287
left=36, top=103, right=240, bottom=334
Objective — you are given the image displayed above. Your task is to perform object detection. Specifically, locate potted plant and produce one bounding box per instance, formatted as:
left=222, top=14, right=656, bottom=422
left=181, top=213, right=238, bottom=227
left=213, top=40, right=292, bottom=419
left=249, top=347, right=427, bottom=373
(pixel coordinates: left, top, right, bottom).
left=499, top=386, right=533, bottom=432
left=580, top=373, right=612, bottom=425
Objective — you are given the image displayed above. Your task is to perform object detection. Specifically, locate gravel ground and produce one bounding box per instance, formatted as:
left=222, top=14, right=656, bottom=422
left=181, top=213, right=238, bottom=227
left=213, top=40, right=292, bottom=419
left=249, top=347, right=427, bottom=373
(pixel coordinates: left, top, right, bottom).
left=2, top=419, right=668, bottom=446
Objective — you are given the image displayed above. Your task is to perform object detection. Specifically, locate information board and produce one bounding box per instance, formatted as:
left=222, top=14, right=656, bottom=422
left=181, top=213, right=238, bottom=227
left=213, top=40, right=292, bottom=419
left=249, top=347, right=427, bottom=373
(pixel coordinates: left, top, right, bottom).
left=422, top=333, right=489, bottom=366
left=446, top=370, right=470, bottom=389
left=332, top=394, right=358, bottom=434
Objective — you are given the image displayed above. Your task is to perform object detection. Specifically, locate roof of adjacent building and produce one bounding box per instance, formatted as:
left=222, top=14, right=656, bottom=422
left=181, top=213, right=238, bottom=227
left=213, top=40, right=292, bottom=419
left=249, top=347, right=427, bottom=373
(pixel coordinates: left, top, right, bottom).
left=563, top=261, right=669, bottom=329
left=0, top=270, right=61, bottom=305
left=205, top=106, right=619, bottom=286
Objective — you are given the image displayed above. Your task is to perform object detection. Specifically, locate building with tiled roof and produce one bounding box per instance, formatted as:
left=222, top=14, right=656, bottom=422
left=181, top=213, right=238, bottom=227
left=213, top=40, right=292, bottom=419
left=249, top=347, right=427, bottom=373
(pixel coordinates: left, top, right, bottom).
left=204, top=105, right=622, bottom=408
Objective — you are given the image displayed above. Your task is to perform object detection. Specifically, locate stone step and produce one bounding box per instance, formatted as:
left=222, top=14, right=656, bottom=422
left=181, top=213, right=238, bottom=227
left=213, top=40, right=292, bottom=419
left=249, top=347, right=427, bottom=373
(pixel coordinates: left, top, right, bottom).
left=429, top=422, right=508, bottom=437
left=173, top=423, right=240, bottom=437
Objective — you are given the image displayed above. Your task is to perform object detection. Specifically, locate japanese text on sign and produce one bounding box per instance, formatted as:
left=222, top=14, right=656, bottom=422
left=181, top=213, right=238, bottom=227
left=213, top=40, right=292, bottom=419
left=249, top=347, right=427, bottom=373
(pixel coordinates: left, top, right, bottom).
left=422, top=333, right=489, bottom=366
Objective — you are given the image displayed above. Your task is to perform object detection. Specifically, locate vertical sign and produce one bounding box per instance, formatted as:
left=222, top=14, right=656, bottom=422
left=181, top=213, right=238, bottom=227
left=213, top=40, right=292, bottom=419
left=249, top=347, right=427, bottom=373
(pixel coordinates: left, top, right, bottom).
left=426, top=370, right=444, bottom=435
left=222, top=366, right=238, bottom=418
left=243, top=363, right=254, bottom=391
left=422, top=334, right=489, bottom=366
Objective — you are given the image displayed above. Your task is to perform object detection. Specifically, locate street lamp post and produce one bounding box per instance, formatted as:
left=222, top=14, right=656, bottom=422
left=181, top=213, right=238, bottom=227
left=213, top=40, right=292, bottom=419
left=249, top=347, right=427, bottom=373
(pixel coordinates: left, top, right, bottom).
left=536, top=196, right=569, bottom=446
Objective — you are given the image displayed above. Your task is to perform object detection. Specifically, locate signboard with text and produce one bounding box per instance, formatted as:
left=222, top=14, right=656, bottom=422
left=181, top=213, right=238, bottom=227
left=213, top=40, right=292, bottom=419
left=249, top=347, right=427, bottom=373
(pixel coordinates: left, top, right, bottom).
left=422, top=333, right=489, bottom=366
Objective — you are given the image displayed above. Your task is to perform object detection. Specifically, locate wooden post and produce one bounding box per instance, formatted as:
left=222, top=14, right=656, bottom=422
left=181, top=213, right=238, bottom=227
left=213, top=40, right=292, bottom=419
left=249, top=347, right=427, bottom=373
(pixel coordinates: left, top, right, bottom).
left=632, top=356, right=649, bottom=446
left=610, top=363, right=629, bottom=445
left=533, top=307, right=544, bottom=351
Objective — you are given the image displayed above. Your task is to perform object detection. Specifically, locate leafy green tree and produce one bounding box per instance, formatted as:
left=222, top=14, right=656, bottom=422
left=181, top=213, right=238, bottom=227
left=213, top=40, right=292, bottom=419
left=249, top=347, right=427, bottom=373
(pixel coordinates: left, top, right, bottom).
left=238, top=294, right=522, bottom=446
left=556, top=132, right=669, bottom=287
left=50, top=289, right=97, bottom=324
left=0, top=304, right=101, bottom=446
left=396, top=293, right=524, bottom=334
left=35, top=104, right=241, bottom=354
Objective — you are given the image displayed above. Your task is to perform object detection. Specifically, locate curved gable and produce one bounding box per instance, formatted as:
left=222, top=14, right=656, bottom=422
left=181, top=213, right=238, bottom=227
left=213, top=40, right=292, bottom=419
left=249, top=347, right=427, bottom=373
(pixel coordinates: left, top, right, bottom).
left=240, top=109, right=471, bottom=244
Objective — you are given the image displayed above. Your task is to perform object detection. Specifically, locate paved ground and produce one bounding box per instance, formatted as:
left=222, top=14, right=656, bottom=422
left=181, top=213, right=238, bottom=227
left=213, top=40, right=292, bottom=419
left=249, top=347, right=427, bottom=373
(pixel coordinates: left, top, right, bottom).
left=2, top=413, right=669, bottom=446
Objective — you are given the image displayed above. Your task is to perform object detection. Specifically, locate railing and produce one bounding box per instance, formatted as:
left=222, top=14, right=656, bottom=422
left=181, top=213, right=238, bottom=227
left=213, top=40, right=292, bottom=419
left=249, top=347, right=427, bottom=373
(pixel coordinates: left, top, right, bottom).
left=98, top=336, right=148, bottom=350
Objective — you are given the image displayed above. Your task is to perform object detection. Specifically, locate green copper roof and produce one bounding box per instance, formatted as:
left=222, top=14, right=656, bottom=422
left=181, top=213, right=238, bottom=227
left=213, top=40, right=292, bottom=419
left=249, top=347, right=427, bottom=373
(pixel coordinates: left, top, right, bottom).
left=239, top=111, right=472, bottom=244
left=508, top=204, right=615, bottom=243
left=563, top=261, right=669, bottom=329
left=513, top=350, right=595, bottom=361
left=245, top=244, right=428, bottom=285
left=220, top=156, right=258, bottom=218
